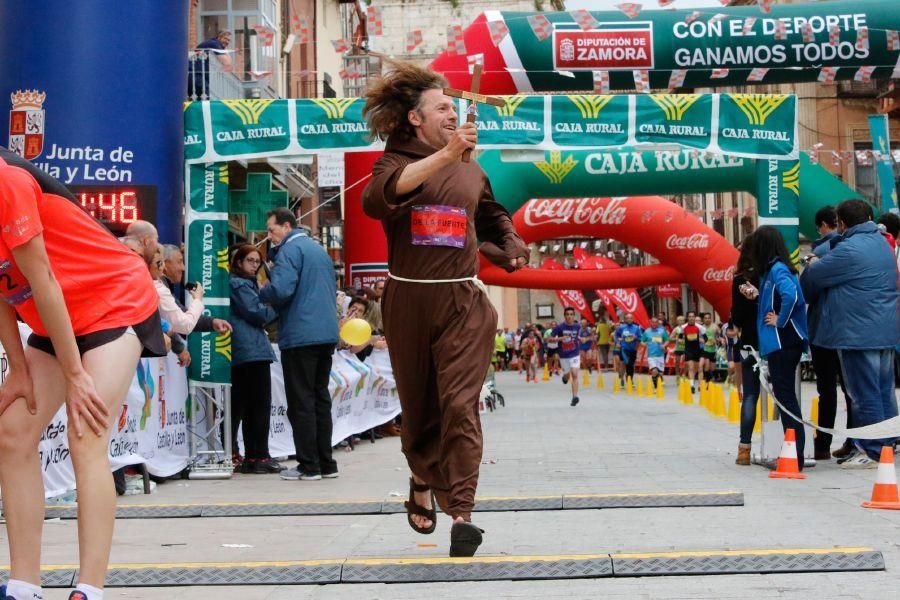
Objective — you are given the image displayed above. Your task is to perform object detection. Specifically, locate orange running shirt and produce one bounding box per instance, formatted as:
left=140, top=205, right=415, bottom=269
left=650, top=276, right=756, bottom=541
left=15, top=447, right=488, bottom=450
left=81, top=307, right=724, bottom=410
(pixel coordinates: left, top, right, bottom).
left=0, top=156, right=158, bottom=337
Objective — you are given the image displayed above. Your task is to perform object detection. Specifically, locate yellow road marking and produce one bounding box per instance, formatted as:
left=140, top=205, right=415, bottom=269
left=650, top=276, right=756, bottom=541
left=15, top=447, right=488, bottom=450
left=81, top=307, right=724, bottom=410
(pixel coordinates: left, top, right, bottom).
left=7, top=547, right=873, bottom=572
left=611, top=547, right=874, bottom=559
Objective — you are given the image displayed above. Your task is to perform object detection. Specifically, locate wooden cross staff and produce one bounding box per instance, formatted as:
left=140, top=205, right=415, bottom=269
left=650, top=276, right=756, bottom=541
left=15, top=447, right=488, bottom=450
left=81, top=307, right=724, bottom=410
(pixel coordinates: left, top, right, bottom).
left=443, top=64, right=505, bottom=163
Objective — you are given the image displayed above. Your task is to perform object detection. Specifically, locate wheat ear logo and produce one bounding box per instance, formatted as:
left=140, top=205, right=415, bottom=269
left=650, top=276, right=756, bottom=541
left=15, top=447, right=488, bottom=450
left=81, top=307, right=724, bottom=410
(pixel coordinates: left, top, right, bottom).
left=567, top=95, right=613, bottom=119
left=218, top=164, right=229, bottom=184
left=534, top=151, right=578, bottom=184
left=311, top=98, right=358, bottom=119
left=650, top=94, right=701, bottom=121
left=730, top=94, right=788, bottom=126
left=217, top=248, right=230, bottom=272
left=215, top=331, right=232, bottom=362
left=782, top=162, right=800, bottom=196
left=222, top=99, right=276, bottom=125
left=496, top=95, right=527, bottom=117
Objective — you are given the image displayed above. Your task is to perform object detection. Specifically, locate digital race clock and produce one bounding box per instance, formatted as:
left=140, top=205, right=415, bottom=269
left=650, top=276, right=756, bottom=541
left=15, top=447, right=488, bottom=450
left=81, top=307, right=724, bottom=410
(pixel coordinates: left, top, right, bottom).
left=67, top=184, right=158, bottom=236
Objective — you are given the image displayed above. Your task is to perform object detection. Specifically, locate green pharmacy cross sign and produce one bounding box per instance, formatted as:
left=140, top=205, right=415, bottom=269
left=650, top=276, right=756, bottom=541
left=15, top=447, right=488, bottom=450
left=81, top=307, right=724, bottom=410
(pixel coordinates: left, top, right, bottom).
left=229, top=172, right=289, bottom=232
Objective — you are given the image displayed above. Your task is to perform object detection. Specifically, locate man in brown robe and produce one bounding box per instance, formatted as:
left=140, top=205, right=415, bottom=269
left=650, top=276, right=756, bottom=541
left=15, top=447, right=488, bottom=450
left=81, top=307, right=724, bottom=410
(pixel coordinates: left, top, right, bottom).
left=362, top=62, right=528, bottom=556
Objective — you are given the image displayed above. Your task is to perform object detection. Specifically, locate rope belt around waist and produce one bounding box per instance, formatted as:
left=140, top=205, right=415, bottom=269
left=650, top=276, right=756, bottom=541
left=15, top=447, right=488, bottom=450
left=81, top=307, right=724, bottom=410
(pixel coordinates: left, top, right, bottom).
left=388, top=272, right=487, bottom=295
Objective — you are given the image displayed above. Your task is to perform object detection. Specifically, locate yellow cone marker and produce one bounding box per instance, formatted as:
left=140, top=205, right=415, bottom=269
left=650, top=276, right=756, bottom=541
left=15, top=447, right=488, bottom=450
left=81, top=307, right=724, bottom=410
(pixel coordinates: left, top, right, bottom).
left=542, top=363, right=550, bottom=382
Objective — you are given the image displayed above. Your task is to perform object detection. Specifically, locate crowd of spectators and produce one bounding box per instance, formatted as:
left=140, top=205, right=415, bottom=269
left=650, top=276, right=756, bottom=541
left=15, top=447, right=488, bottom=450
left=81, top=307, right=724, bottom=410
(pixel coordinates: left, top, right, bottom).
left=116, top=209, right=398, bottom=486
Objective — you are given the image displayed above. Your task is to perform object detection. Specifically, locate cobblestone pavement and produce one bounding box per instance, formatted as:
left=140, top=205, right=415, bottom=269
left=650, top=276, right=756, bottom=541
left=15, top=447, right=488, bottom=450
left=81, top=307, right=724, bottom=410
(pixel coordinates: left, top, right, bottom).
left=9, top=370, right=900, bottom=599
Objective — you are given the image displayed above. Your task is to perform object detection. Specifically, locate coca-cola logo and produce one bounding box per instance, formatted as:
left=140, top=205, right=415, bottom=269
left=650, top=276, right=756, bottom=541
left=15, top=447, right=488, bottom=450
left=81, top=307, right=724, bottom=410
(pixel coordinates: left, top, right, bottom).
left=524, top=197, right=628, bottom=227
left=666, top=233, right=709, bottom=250
left=611, top=288, right=640, bottom=313
left=560, top=290, right=587, bottom=311
left=702, top=266, right=734, bottom=283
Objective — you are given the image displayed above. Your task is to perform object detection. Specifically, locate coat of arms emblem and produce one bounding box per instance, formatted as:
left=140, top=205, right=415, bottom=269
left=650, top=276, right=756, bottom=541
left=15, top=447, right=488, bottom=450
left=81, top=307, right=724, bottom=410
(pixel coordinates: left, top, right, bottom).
left=9, top=89, right=46, bottom=160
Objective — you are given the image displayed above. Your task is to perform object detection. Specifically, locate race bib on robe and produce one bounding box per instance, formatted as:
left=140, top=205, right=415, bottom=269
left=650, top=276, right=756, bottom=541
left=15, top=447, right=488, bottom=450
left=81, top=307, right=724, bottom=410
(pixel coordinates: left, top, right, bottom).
left=624, top=334, right=635, bottom=342
left=686, top=333, right=698, bottom=341
left=652, top=337, right=662, bottom=344
left=411, top=205, right=467, bottom=248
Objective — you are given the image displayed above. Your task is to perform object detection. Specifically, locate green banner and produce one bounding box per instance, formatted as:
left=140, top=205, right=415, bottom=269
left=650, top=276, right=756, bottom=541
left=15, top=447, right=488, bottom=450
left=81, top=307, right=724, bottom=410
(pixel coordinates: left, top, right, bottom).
left=756, top=158, right=801, bottom=263
left=550, top=95, right=629, bottom=148
left=185, top=162, right=231, bottom=385
left=634, top=94, right=712, bottom=150
left=188, top=162, right=229, bottom=214
left=187, top=303, right=232, bottom=384
left=184, top=102, right=206, bottom=161
left=719, top=94, right=797, bottom=159
left=495, top=0, right=900, bottom=91
left=473, top=95, right=545, bottom=146
left=868, top=114, right=898, bottom=213
left=210, top=99, right=291, bottom=157
left=296, top=98, right=370, bottom=150
left=478, top=149, right=860, bottom=241
left=184, top=94, right=798, bottom=162
left=186, top=218, right=230, bottom=299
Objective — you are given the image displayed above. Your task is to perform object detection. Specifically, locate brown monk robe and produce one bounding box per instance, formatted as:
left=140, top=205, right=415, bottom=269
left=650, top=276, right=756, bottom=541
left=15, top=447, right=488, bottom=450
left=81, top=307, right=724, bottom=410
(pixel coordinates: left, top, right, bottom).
left=362, top=135, right=528, bottom=522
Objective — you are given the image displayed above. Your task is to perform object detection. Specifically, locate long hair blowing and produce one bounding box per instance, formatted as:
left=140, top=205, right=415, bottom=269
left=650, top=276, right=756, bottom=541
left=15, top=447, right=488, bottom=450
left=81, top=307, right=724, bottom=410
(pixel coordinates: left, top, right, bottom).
left=749, top=225, right=797, bottom=275
left=363, top=60, right=447, bottom=140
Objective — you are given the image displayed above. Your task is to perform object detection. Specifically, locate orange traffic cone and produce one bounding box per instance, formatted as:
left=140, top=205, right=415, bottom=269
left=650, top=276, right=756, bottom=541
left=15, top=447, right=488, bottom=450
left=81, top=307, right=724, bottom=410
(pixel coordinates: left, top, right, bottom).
left=769, top=429, right=806, bottom=479
left=862, top=446, right=900, bottom=510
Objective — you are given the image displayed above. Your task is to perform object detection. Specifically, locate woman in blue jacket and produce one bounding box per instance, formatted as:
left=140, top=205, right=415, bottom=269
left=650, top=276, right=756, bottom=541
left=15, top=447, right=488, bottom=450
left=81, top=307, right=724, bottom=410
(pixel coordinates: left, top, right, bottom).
left=230, top=245, right=280, bottom=474
left=749, top=226, right=810, bottom=470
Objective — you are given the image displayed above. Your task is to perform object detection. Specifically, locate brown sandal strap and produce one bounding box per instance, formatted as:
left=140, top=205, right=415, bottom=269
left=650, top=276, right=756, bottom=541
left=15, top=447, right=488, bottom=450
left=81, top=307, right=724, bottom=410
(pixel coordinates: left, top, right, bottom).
left=404, top=499, right=436, bottom=519
left=409, top=477, right=430, bottom=493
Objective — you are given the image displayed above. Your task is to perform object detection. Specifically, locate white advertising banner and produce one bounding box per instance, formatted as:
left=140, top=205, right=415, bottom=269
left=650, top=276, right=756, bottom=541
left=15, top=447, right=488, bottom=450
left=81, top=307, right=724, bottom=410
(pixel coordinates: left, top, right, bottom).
left=2, top=327, right=398, bottom=497
left=256, top=346, right=401, bottom=457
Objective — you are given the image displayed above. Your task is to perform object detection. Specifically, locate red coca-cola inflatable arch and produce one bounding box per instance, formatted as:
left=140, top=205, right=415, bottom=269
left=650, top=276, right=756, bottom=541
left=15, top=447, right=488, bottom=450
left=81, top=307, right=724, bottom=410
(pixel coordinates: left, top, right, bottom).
left=479, top=196, right=738, bottom=317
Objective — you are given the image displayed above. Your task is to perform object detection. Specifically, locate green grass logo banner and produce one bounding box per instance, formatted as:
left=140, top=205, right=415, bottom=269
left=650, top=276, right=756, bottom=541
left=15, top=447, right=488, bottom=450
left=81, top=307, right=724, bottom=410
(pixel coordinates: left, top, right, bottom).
left=472, top=95, right=545, bottom=146
left=550, top=95, right=629, bottom=148
left=211, top=99, right=290, bottom=157
left=756, top=158, right=801, bottom=262
left=297, top=98, right=371, bottom=150
left=187, top=162, right=229, bottom=214
left=635, top=94, right=712, bottom=150
left=183, top=102, right=206, bottom=161
left=719, top=94, right=796, bottom=158
left=187, top=304, right=232, bottom=384
left=185, top=95, right=798, bottom=160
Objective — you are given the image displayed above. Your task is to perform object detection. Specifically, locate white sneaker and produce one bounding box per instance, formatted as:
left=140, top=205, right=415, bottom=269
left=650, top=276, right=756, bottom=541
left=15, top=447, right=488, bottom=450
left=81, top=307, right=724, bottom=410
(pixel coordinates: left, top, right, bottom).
left=838, top=452, right=878, bottom=469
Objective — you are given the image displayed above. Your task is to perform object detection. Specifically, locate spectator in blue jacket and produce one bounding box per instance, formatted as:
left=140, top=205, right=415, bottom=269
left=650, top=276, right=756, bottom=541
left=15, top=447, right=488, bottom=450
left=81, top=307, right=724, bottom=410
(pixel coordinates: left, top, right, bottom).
left=259, top=208, right=340, bottom=481
left=751, top=226, right=809, bottom=471
left=805, top=206, right=854, bottom=461
left=229, top=244, right=280, bottom=474
left=801, top=199, right=899, bottom=468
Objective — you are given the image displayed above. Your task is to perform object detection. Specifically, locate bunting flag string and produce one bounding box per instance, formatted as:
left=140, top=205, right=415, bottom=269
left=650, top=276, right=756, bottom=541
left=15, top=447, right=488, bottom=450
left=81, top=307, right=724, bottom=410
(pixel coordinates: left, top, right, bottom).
left=527, top=14, right=553, bottom=42
left=614, top=3, right=642, bottom=19
left=447, top=24, right=467, bottom=56
left=488, top=20, right=510, bottom=46
left=366, top=6, right=383, bottom=36
left=593, top=70, right=610, bottom=94
left=570, top=9, right=600, bottom=30
left=668, top=69, right=687, bottom=90
left=405, top=30, right=423, bottom=53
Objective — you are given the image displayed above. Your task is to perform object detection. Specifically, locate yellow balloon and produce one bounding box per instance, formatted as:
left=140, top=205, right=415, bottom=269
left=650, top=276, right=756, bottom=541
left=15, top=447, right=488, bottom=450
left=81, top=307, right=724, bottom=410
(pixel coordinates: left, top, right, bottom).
left=340, top=318, right=372, bottom=346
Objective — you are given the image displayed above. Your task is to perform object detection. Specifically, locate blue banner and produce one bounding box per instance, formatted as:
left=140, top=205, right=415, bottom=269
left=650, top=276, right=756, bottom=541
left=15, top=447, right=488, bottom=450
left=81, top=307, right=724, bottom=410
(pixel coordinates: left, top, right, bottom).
left=868, top=114, right=898, bottom=213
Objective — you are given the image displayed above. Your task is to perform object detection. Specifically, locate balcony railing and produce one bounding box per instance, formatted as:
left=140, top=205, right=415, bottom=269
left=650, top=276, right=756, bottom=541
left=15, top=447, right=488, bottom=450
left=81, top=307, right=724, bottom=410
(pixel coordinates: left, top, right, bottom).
left=187, top=49, right=277, bottom=101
